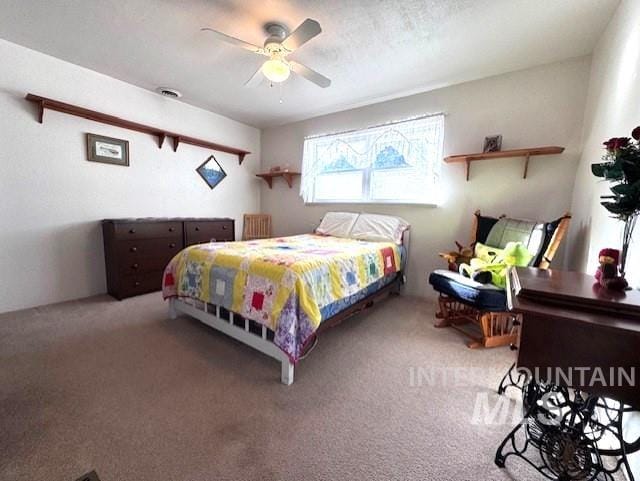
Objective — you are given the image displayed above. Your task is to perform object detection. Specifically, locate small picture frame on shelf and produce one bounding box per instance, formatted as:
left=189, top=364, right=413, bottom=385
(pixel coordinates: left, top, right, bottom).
left=196, top=155, right=227, bottom=190
left=483, top=135, right=502, bottom=153
left=86, top=133, right=129, bottom=166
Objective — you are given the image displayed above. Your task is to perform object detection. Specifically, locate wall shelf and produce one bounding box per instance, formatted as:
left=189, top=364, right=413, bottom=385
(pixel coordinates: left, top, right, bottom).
left=25, top=93, right=251, bottom=164
left=256, top=171, right=300, bottom=189
left=444, top=146, right=564, bottom=181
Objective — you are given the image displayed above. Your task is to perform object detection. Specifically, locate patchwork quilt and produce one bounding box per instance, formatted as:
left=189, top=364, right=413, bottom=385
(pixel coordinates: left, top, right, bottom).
left=162, top=234, right=402, bottom=362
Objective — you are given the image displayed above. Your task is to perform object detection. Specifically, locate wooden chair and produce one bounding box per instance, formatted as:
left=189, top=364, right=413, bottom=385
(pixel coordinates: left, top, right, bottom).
left=242, top=214, right=272, bottom=240
left=429, top=210, right=571, bottom=348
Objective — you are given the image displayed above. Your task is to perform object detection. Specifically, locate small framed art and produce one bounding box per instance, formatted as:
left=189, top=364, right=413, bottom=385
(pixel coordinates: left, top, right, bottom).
left=483, top=135, right=502, bottom=153
left=86, top=133, right=129, bottom=166
left=196, top=155, right=227, bottom=189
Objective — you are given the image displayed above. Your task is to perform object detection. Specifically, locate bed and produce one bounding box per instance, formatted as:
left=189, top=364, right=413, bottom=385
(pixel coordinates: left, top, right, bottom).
left=162, top=214, right=409, bottom=385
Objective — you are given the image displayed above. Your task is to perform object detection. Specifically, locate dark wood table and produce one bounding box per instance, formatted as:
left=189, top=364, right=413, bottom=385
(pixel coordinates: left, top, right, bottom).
left=508, top=267, right=640, bottom=408
left=495, top=267, right=640, bottom=480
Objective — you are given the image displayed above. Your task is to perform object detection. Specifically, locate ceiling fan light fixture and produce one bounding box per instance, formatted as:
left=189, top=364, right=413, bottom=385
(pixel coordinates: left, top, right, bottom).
left=262, top=58, right=290, bottom=83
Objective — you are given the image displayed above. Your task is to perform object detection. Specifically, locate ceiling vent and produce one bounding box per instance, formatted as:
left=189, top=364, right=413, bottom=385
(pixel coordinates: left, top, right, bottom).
left=156, top=87, right=182, bottom=98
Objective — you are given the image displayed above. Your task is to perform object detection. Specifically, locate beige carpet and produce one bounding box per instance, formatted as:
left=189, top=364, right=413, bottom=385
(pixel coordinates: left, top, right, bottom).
left=1, top=293, right=537, bottom=481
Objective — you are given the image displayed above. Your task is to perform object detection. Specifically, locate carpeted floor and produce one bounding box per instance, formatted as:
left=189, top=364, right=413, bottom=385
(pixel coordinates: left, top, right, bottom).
left=1, top=293, right=537, bottom=481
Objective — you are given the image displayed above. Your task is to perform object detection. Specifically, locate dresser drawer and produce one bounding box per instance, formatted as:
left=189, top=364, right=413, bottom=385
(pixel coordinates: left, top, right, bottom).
left=118, top=256, right=176, bottom=276
left=119, top=271, right=164, bottom=298
left=116, top=238, right=182, bottom=263
left=185, top=220, right=234, bottom=245
left=114, top=221, right=182, bottom=240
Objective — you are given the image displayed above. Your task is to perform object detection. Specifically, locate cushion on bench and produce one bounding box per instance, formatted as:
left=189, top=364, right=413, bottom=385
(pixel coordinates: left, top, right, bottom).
left=428, top=269, right=507, bottom=311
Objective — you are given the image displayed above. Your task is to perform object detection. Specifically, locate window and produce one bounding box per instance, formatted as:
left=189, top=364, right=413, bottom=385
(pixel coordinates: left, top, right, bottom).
left=300, top=114, right=444, bottom=205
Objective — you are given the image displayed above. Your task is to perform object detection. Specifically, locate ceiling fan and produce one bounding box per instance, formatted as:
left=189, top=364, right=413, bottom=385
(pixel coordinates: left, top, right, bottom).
left=202, top=18, right=331, bottom=88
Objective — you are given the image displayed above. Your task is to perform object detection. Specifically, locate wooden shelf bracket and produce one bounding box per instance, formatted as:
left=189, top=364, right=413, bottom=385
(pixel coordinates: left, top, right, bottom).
left=444, top=146, right=564, bottom=181
left=25, top=93, right=251, bottom=164
left=256, top=171, right=300, bottom=189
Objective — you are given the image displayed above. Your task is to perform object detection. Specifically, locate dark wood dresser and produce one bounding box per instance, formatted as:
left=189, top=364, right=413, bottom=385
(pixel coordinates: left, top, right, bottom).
left=102, top=218, right=234, bottom=300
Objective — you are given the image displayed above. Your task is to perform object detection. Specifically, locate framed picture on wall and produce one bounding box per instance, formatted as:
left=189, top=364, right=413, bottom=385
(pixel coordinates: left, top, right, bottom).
left=86, top=133, right=129, bottom=166
left=196, top=155, right=227, bottom=189
left=482, top=135, right=502, bottom=153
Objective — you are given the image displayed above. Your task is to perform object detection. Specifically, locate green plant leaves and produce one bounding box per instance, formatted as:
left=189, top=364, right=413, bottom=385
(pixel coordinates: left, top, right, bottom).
left=592, top=137, right=640, bottom=220
left=591, top=162, right=607, bottom=177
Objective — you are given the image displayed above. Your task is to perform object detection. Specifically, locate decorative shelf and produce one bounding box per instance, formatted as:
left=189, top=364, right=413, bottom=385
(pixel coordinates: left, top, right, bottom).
left=25, top=93, right=251, bottom=164
left=256, top=171, right=300, bottom=189
left=444, top=146, right=564, bottom=181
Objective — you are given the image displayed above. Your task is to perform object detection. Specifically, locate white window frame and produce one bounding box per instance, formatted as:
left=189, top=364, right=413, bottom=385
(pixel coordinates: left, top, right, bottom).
left=300, top=114, right=445, bottom=205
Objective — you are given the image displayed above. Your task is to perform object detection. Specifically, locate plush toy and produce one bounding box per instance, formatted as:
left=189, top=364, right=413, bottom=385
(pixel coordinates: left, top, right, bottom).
left=439, top=241, right=474, bottom=271
left=595, top=248, right=628, bottom=290
left=460, top=242, right=533, bottom=288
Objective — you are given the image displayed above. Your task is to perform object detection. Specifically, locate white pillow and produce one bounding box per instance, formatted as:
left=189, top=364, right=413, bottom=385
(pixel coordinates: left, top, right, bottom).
left=350, top=213, right=410, bottom=244
left=315, top=212, right=359, bottom=238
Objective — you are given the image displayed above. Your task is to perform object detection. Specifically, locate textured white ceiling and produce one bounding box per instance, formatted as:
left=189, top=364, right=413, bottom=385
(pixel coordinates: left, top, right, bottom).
left=0, top=0, right=619, bottom=127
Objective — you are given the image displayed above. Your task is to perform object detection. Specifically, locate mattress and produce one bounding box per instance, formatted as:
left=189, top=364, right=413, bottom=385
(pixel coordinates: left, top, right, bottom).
left=162, top=234, right=403, bottom=362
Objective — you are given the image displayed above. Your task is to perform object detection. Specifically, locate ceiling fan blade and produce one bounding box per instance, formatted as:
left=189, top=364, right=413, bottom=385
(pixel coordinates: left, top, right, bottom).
left=201, top=28, right=266, bottom=55
left=281, top=19, right=321, bottom=52
left=244, top=65, right=264, bottom=87
left=289, top=61, right=331, bottom=88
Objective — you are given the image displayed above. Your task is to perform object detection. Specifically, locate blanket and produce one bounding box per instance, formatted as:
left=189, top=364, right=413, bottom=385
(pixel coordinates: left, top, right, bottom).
left=162, top=234, right=402, bottom=362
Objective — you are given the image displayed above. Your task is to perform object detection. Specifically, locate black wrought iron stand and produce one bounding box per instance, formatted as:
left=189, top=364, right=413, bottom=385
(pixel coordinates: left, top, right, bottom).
left=498, top=362, right=527, bottom=395
left=494, top=378, right=640, bottom=481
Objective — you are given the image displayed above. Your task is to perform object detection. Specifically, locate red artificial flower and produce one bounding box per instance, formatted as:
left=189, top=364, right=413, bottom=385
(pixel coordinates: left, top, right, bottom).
left=615, top=137, right=631, bottom=148
left=603, top=137, right=631, bottom=151
left=632, top=126, right=640, bottom=141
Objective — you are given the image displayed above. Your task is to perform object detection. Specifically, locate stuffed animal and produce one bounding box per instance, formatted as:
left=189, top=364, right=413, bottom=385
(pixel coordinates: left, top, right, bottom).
left=459, top=242, right=533, bottom=288
left=439, top=241, right=474, bottom=271
left=596, top=248, right=628, bottom=290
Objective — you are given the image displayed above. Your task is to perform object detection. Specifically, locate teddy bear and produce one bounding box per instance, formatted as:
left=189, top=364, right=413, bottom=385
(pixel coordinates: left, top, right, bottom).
left=439, top=241, right=474, bottom=271
left=459, top=242, right=533, bottom=288
left=595, top=248, right=628, bottom=290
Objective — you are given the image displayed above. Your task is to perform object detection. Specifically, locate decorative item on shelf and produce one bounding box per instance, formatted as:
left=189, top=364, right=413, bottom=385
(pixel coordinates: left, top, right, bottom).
left=86, top=133, right=129, bottom=166
left=483, top=135, right=502, bottom=153
left=595, top=248, right=628, bottom=291
left=591, top=125, right=640, bottom=281
left=196, top=155, right=227, bottom=189
left=256, top=167, right=300, bottom=188
left=445, top=146, right=565, bottom=181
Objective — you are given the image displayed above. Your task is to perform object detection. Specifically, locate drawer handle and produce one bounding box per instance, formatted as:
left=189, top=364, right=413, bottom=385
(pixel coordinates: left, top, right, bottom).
left=222, top=225, right=227, bottom=230
left=169, top=242, right=176, bottom=248
left=129, top=228, right=136, bottom=234
left=169, top=227, right=175, bottom=232
left=132, top=263, right=139, bottom=269
left=195, top=226, right=200, bottom=231
left=130, top=246, right=137, bottom=253
left=134, top=281, right=141, bottom=287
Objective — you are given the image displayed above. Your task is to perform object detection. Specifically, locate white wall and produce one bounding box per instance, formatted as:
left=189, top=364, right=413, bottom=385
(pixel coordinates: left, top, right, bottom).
left=261, top=57, right=591, bottom=298
left=568, top=0, right=640, bottom=289
left=0, top=39, right=261, bottom=313
left=566, top=3, right=640, bottom=476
